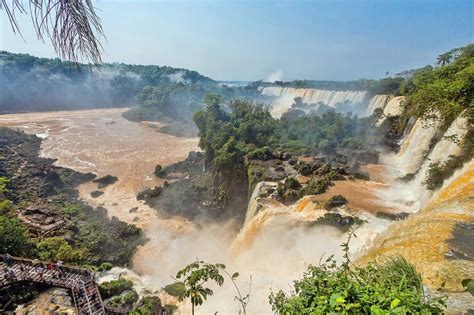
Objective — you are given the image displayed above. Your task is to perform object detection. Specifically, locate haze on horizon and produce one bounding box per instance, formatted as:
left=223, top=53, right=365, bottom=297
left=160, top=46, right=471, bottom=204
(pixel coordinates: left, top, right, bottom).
left=1, top=0, right=472, bottom=82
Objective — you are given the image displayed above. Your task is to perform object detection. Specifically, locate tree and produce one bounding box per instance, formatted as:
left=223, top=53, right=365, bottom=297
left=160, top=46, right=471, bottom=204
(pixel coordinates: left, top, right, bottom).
left=36, top=237, right=86, bottom=263
left=203, top=93, right=225, bottom=120
left=176, top=260, right=225, bottom=315
left=0, top=215, right=32, bottom=255
left=436, top=52, right=453, bottom=66
left=1, top=0, right=104, bottom=64
left=175, top=260, right=250, bottom=315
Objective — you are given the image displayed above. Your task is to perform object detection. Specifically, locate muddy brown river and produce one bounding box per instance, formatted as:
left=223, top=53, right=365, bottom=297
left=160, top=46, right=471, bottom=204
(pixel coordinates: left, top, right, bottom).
left=0, top=108, right=199, bottom=226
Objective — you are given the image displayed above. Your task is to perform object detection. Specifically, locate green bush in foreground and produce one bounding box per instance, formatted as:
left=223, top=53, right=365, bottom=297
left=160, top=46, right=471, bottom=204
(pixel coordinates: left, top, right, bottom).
left=269, top=254, right=445, bottom=314
left=129, top=296, right=164, bottom=315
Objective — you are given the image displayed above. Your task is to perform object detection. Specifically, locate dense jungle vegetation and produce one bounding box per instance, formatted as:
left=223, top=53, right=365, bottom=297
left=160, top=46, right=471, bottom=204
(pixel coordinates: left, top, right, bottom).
left=0, top=50, right=214, bottom=113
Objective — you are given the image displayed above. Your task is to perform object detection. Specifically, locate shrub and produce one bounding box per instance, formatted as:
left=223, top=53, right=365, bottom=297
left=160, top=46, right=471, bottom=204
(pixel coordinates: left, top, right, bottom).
left=424, top=128, right=473, bottom=190
left=129, top=296, right=163, bottom=315
left=294, top=161, right=312, bottom=175
left=269, top=256, right=445, bottom=314
left=60, top=204, right=80, bottom=217
left=0, top=200, right=13, bottom=214
left=284, top=177, right=301, bottom=190
left=0, top=177, right=9, bottom=194
left=108, top=290, right=139, bottom=308
left=98, top=262, right=113, bottom=271
left=99, top=279, right=134, bottom=299
left=300, top=176, right=332, bottom=197
left=36, top=237, right=86, bottom=263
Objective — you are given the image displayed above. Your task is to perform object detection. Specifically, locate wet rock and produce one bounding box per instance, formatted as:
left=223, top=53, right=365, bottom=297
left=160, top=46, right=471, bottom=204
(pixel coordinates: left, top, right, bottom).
left=154, top=164, right=165, bottom=177
left=18, top=206, right=67, bottom=237
left=354, top=149, right=379, bottom=164
left=274, top=165, right=285, bottom=172
left=446, top=222, right=474, bottom=261
left=376, top=211, right=410, bottom=221
left=265, top=168, right=286, bottom=181
left=283, top=189, right=299, bottom=203
left=137, top=186, right=163, bottom=201
left=259, top=186, right=276, bottom=198
left=324, top=195, right=348, bottom=210
left=335, top=153, right=349, bottom=164
left=93, top=175, right=118, bottom=189
left=15, top=288, right=75, bottom=314
left=281, top=152, right=292, bottom=161
left=352, top=170, right=370, bottom=180
left=91, top=190, right=104, bottom=198
left=312, top=212, right=364, bottom=232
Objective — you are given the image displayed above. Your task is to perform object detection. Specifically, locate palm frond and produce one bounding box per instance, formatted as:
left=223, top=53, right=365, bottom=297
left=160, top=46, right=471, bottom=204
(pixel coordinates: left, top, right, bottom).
left=1, top=0, right=105, bottom=64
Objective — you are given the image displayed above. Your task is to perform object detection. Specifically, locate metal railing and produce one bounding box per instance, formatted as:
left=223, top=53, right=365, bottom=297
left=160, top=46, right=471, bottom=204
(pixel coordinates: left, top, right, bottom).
left=0, top=254, right=106, bottom=315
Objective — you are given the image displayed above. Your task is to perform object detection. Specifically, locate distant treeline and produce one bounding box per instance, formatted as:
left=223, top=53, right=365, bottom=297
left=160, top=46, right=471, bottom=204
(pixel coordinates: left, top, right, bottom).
left=0, top=51, right=216, bottom=113
left=258, top=78, right=405, bottom=96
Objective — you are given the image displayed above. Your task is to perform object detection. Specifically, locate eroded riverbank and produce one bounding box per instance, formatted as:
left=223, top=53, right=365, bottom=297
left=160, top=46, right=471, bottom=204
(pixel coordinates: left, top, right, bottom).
left=0, top=108, right=199, bottom=227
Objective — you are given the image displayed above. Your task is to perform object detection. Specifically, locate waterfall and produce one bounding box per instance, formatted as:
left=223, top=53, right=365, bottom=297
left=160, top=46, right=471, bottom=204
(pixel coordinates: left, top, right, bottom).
left=242, top=181, right=276, bottom=226
left=260, top=87, right=408, bottom=119
left=384, top=117, right=440, bottom=177
left=378, top=113, right=469, bottom=212
left=261, top=87, right=367, bottom=118
left=383, top=96, right=405, bottom=117
left=365, top=95, right=392, bottom=116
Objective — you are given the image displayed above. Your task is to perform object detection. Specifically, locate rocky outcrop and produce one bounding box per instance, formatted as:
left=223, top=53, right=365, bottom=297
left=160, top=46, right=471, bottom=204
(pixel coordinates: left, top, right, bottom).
left=15, top=288, right=76, bottom=315
left=93, top=175, right=118, bottom=189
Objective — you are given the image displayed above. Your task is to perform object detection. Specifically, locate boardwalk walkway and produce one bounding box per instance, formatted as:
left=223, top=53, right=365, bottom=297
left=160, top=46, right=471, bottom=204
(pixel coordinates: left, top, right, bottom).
left=0, top=255, right=106, bottom=314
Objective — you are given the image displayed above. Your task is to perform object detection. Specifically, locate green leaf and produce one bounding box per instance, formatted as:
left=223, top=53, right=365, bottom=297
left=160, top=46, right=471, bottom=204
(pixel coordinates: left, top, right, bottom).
left=390, top=298, right=401, bottom=310
left=461, top=278, right=474, bottom=296
left=232, top=272, right=240, bottom=279
left=329, top=293, right=344, bottom=308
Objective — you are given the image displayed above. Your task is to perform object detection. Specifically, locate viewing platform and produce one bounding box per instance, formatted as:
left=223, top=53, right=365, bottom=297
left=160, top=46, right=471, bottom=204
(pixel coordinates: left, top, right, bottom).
left=0, top=255, right=106, bottom=314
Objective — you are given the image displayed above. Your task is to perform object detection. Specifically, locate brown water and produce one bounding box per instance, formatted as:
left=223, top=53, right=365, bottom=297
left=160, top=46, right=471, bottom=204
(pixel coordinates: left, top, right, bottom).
left=0, top=108, right=199, bottom=226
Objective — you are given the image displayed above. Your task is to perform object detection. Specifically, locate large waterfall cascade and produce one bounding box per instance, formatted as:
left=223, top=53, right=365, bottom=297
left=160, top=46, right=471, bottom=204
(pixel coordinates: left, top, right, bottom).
left=260, top=86, right=406, bottom=119
left=260, top=86, right=367, bottom=118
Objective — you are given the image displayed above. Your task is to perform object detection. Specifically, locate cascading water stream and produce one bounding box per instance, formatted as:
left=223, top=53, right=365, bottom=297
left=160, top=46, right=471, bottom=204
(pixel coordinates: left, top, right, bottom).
left=365, top=94, right=392, bottom=116
left=378, top=113, right=469, bottom=212
left=261, top=87, right=367, bottom=118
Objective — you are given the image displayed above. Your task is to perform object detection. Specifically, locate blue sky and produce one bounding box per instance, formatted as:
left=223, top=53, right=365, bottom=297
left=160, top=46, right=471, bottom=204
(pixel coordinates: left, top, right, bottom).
left=1, top=0, right=472, bottom=81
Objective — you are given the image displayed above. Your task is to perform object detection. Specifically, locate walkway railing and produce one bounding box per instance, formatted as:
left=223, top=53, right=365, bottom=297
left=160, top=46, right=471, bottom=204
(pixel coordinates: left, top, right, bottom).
left=0, top=255, right=106, bottom=315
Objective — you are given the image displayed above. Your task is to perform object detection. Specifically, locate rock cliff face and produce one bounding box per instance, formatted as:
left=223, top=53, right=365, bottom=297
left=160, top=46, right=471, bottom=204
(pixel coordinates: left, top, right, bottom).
left=15, top=288, right=76, bottom=315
